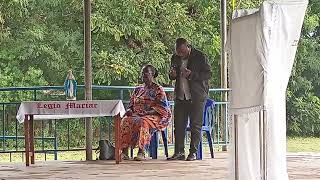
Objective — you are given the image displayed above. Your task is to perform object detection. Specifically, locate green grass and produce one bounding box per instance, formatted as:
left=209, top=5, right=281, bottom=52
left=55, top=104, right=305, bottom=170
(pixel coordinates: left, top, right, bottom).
left=287, top=137, right=320, bottom=152
left=0, top=151, right=100, bottom=162
left=1, top=138, right=319, bottom=162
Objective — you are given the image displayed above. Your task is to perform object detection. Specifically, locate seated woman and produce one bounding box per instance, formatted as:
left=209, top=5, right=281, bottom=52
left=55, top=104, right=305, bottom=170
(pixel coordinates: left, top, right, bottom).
left=121, top=65, right=172, bottom=161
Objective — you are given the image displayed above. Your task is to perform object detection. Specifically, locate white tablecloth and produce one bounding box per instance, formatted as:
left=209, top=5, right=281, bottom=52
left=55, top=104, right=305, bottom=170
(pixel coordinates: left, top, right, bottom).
left=16, top=100, right=126, bottom=123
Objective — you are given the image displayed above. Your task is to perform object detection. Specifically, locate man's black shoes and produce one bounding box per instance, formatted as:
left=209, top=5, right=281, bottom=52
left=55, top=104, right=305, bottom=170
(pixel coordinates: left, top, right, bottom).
left=186, top=153, right=196, bottom=161
left=167, top=152, right=185, bottom=160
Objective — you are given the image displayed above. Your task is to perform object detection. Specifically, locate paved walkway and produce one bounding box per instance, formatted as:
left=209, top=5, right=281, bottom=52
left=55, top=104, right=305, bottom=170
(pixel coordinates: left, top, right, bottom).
left=0, top=152, right=319, bottom=180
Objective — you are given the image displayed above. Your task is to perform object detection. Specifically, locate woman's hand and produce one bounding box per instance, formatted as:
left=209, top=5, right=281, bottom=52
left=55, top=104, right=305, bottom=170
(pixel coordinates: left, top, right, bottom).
left=138, top=110, right=158, bottom=116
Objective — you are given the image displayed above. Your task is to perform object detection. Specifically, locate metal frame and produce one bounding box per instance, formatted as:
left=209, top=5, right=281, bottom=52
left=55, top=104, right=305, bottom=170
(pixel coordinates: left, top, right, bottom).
left=260, top=110, right=267, bottom=180
left=23, top=113, right=122, bottom=166
left=0, top=86, right=230, bottom=164
left=234, top=115, right=239, bottom=180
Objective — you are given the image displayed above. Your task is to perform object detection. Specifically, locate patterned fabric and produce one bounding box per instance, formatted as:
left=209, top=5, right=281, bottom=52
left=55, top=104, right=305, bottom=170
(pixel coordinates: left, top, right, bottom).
left=121, top=82, right=171, bottom=150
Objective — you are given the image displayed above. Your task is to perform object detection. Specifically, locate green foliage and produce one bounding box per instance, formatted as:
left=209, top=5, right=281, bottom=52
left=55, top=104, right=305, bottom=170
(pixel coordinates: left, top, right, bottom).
left=287, top=94, right=320, bottom=136
left=0, top=0, right=83, bottom=86
left=286, top=0, right=320, bottom=137
left=0, top=0, right=319, bottom=137
left=1, top=0, right=222, bottom=87
left=91, top=0, right=221, bottom=86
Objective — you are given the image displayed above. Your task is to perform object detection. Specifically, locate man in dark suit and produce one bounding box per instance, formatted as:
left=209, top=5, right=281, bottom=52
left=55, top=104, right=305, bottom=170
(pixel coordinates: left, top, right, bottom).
left=167, top=38, right=212, bottom=161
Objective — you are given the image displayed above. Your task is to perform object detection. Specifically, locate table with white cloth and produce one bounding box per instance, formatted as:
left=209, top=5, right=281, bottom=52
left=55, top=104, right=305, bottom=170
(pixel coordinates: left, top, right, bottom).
left=16, top=100, right=126, bottom=166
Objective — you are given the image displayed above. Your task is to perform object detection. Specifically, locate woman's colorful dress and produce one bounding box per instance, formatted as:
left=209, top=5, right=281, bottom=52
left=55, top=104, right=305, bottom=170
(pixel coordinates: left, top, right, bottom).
left=121, top=82, right=171, bottom=150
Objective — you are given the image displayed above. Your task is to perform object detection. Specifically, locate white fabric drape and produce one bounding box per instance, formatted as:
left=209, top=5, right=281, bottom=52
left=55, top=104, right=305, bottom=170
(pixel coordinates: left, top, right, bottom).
left=228, top=1, right=308, bottom=180
left=16, top=100, right=126, bottom=123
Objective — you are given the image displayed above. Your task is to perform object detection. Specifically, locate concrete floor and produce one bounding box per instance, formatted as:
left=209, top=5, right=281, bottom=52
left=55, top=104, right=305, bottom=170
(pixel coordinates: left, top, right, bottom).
left=0, top=152, right=320, bottom=180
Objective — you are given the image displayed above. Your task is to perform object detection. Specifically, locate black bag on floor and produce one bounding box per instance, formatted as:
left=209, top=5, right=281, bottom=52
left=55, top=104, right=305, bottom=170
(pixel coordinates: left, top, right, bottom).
left=96, top=140, right=115, bottom=160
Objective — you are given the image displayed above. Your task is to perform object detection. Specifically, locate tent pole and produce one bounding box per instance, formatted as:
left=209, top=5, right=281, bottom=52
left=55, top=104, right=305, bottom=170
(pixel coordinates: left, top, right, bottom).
left=220, top=0, right=228, bottom=151
left=234, top=114, right=239, bottom=180
left=263, top=110, right=267, bottom=180
left=84, top=0, right=93, bottom=161
left=260, top=109, right=267, bottom=180
left=259, top=110, right=265, bottom=180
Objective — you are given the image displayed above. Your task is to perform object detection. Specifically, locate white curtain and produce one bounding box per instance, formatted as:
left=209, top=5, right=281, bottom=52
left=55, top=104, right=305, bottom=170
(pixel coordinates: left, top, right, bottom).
left=228, top=1, right=308, bottom=180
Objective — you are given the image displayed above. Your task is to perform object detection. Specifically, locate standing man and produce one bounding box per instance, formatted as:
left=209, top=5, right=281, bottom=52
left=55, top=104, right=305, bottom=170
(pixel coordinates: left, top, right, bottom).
left=167, top=38, right=212, bottom=161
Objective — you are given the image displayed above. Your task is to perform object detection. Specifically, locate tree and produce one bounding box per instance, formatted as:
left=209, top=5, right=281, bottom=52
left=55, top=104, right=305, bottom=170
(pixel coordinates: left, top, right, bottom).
left=92, top=0, right=221, bottom=86
left=0, top=0, right=319, bottom=136
left=286, top=0, right=320, bottom=136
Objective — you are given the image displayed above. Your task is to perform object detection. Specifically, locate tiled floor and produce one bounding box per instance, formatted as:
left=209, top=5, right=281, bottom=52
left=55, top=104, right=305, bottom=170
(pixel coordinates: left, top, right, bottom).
left=0, top=152, right=319, bottom=180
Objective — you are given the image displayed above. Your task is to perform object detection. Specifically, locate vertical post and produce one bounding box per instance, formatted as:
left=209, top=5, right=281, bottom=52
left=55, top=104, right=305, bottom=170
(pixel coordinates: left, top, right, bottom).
left=84, top=0, right=93, bottom=161
left=15, top=105, right=18, bottom=152
left=24, top=115, right=30, bottom=166
left=99, top=117, right=103, bottom=140
left=120, top=90, right=124, bottom=100
left=30, top=115, right=35, bottom=164
left=234, top=115, right=239, bottom=180
left=54, top=119, right=58, bottom=160
left=220, top=0, right=228, bottom=151
left=108, top=117, right=111, bottom=140
left=2, top=104, right=5, bottom=152
left=263, top=110, right=267, bottom=180
left=54, top=137, right=58, bottom=160
left=259, top=110, right=268, bottom=180
left=225, top=102, right=228, bottom=145
left=162, top=129, right=169, bottom=157
left=115, top=114, right=121, bottom=164
left=217, top=105, right=220, bottom=144
left=41, top=120, right=44, bottom=157
left=67, top=120, right=70, bottom=150
left=259, top=110, right=264, bottom=180
left=33, top=90, right=37, bottom=100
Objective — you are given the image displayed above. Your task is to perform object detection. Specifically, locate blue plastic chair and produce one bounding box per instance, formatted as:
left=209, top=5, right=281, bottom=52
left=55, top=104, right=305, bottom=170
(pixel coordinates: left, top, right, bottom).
left=186, top=99, right=215, bottom=160
left=148, top=129, right=169, bottom=159
left=130, top=129, right=169, bottom=159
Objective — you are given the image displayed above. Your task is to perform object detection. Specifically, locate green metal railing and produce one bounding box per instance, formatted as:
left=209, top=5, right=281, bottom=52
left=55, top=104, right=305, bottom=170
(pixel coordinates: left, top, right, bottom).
left=0, top=85, right=230, bottom=162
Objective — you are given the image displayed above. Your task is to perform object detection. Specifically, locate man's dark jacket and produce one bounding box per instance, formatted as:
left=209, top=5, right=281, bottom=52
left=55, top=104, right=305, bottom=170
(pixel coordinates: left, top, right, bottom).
left=169, top=47, right=212, bottom=101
